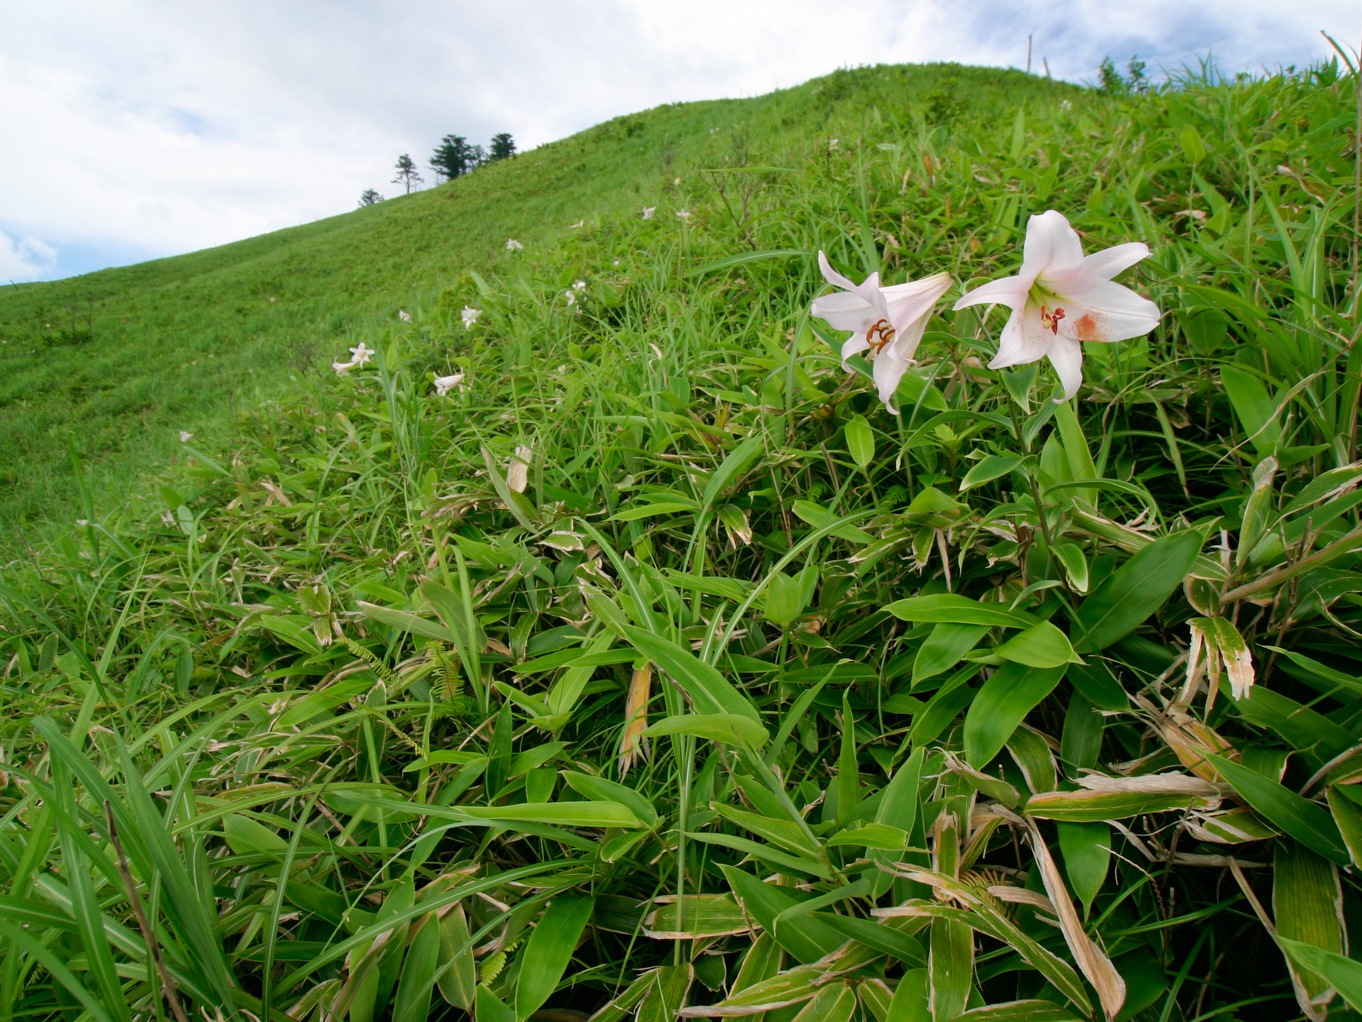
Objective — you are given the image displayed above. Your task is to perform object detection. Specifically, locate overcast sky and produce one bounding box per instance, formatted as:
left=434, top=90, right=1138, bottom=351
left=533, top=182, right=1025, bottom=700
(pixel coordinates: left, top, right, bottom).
left=2, top=0, right=1356, bottom=283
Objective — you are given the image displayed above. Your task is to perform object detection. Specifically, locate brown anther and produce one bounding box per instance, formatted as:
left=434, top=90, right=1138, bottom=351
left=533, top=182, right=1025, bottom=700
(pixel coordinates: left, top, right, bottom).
left=865, top=318, right=896, bottom=355
left=1040, top=305, right=1066, bottom=335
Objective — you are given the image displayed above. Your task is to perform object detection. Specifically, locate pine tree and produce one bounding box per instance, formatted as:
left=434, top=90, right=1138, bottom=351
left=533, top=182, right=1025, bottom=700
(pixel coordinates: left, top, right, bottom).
left=488, top=133, right=517, bottom=162
left=392, top=153, right=423, bottom=194
left=430, top=135, right=473, bottom=181
left=358, top=189, right=384, bottom=206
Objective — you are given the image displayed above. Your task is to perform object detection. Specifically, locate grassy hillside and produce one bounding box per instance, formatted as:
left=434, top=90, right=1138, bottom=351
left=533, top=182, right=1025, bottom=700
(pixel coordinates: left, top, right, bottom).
left=2, top=59, right=1361, bottom=1022
left=0, top=63, right=1066, bottom=552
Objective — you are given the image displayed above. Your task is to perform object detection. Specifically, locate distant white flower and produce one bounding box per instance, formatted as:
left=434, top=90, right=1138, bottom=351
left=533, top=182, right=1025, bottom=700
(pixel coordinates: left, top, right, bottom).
left=507, top=445, right=533, bottom=493
left=433, top=372, right=465, bottom=396
left=642, top=206, right=656, bottom=219
left=953, top=210, right=1160, bottom=401
left=828, top=138, right=839, bottom=151
left=398, top=309, right=412, bottom=322
left=268, top=296, right=275, bottom=303
left=349, top=342, right=374, bottom=366
left=564, top=290, right=577, bottom=306
left=676, top=209, right=692, bottom=222
left=673, top=177, right=682, bottom=186
left=573, top=280, right=586, bottom=291
left=179, top=431, right=193, bottom=442
left=461, top=306, right=481, bottom=329
left=569, top=219, right=584, bottom=228
left=811, top=251, right=953, bottom=414
left=332, top=360, right=355, bottom=375
left=506, top=238, right=523, bottom=251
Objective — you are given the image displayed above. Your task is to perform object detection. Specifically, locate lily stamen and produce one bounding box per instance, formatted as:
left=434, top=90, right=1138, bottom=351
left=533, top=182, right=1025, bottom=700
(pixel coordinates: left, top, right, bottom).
left=1040, top=305, right=1066, bottom=335
left=866, top=318, right=896, bottom=355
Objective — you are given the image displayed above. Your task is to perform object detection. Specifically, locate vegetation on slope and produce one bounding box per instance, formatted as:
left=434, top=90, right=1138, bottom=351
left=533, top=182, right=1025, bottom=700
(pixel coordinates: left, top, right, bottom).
left=1, top=59, right=1361, bottom=1022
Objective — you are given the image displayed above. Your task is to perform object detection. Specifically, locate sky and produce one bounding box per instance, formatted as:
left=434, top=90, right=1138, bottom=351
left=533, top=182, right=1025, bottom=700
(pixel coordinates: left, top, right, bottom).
left=1, top=0, right=1356, bottom=283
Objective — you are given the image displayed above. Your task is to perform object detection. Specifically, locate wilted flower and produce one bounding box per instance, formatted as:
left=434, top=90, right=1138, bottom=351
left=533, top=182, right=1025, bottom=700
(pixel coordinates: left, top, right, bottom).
left=397, top=309, right=412, bottom=322
left=461, top=306, right=481, bottom=329
left=642, top=206, right=656, bottom=219
left=810, top=251, right=953, bottom=413
left=953, top=210, right=1160, bottom=401
left=506, top=238, right=523, bottom=251
left=349, top=343, right=374, bottom=366
left=433, top=372, right=465, bottom=396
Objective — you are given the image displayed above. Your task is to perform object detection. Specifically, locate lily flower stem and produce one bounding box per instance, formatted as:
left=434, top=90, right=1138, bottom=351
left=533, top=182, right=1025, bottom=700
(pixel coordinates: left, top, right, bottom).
left=1002, top=389, right=1070, bottom=598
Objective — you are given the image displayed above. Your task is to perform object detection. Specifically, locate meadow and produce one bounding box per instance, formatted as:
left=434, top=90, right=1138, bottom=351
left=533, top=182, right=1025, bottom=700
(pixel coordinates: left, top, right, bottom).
left=0, top=58, right=1359, bottom=1022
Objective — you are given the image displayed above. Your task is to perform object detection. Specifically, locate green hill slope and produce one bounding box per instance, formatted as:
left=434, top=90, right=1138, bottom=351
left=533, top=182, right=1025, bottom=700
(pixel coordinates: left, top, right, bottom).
left=0, top=63, right=1066, bottom=551
left=2, top=57, right=1360, bottom=1022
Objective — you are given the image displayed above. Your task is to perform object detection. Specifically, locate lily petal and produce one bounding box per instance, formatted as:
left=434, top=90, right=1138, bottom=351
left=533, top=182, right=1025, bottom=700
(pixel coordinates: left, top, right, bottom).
left=1057, top=281, right=1161, bottom=343
left=987, top=306, right=1055, bottom=370
left=953, top=275, right=1029, bottom=311
left=1046, top=334, right=1085, bottom=401
left=1069, top=242, right=1151, bottom=289
left=872, top=349, right=911, bottom=413
left=1024, top=210, right=1084, bottom=280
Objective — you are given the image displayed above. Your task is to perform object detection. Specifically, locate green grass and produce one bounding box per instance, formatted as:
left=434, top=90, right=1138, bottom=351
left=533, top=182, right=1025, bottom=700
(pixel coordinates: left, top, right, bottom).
left=1, top=58, right=1361, bottom=1022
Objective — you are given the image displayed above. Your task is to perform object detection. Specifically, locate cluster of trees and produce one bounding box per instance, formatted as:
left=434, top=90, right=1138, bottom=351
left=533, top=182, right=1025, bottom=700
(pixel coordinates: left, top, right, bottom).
left=359, top=132, right=517, bottom=206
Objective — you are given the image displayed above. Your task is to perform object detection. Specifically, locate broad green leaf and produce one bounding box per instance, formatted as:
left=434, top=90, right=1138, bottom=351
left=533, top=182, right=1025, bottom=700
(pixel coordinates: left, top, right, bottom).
left=1327, top=787, right=1362, bottom=866
left=791, top=982, right=856, bottom=1022
left=645, top=894, right=751, bottom=939
left=721, top=866, right=845, bottom=964
left=624, top=626, right=762, bottom=725
left=700, top=434, right=767, bottom=510
left=846, top=415, right=875, bottom=470
left=646, top=713, right=768, bottom=748
left=960, top=454, right=1024, bottom=491
left=929, top=917, right=973, bottom=1021
left=1024, top=787, right=1220, bottom=822
left=888, top=594, right=1034, bottom=629
left=914, top=623, right=988, bottom=682
left=1206, top=754, right=1348, bottom=864
left=515, top=896, right=594, bottom=1020
left=964, top=663, right=1066, bottom=768
left=1072, top=530, right=1204, bottom=653
left=561, top=771, right=659, bottom=828
left=994, top=621, right=1083, bottom=668
left=1277, top=938, right=1362, bottom=1013
left=637, top=964, right=694, bottom=1022
left=1056, top=821, right=1110, bottom=918
left=393, top=915, right=440, bottom=1022
left=1221, top=364, right=1282, bottom=453
left=955, top=1002, right=1084, bottom=1020
left=1274, top=842, right=1344, bottom=1013
left=436, top=906, right=477, bottom=1010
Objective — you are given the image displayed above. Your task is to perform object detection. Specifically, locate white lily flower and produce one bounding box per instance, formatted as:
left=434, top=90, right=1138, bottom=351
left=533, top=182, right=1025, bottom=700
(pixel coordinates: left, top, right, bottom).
left=564, top=290, right=576, bottom=306
left=349, top=342, right=374, bottom=366
left=810, top=251, right=953, bottom=414
left=642, top=206, right=656, bottom=219
left=506, top=238, right=523, bottom=251
left=676, top=209, right=691, bottom=222
left=397, top=309, right=412, bottom=322
left=461, top=306, right=481, bottom=329
left=178, top=431, right=193, bottom=442
left=332, top=360, right=355, bottom=375
left=433, top=372, right=464, bottom=396
left=953, top=210, right=1160, bottom=401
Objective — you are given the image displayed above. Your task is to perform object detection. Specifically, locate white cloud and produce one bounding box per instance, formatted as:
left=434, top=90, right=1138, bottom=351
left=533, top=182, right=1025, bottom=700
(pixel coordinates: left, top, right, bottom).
left=0, top=230, right=56, bottom=282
